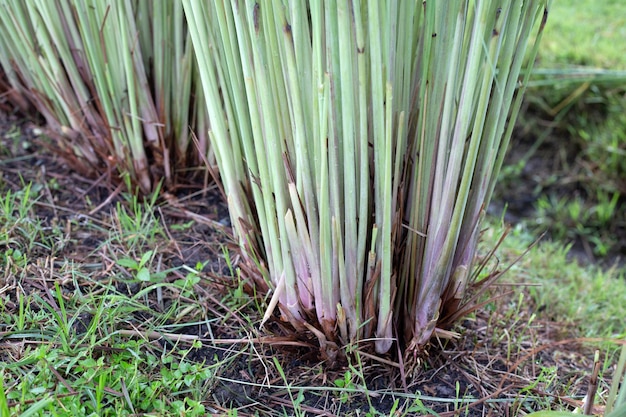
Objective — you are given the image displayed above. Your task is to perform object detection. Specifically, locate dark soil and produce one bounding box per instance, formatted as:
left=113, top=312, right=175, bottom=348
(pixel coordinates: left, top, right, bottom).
left=0, top=111, right=606, bottom=416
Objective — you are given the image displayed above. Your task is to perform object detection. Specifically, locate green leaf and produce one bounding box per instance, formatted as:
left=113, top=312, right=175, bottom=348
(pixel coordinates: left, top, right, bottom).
left=0, top=372, right=10, bottom=417
left=139, top=250, right=153, bottom=269
left=20, top=395, right=54, bottom=417
left=136, top=267, right=151, bottom=282
left=117, top=258, right=139, bottom=269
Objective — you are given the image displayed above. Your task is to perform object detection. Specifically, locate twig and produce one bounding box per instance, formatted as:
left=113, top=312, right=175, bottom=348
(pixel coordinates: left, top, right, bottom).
left=88, top=181, right=123, bottom=215
left=583, top=350, right=601, bottom=415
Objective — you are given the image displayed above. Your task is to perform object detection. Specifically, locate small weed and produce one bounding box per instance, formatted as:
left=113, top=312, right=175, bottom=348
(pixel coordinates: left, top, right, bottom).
left=110, top=186, right=165, bottom=252
left=175, top=264, right=202, bottom=298
left=117, top=249, right=158, bottom=282
left=0, top=183, right=40, bottom=255
left=400, top=398, right=440, bottom=416
left=333, top=370, right=354, bottom=404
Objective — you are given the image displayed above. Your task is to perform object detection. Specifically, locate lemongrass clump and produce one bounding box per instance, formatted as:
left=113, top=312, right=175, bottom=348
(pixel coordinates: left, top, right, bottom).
left=191, top=0, right=549, bottom=356
left=0, top=0, right=210, bottom=193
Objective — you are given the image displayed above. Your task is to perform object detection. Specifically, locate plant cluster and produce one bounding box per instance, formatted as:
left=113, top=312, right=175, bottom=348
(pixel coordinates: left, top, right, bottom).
left=0, top=1, right=211, bottom=193
left=0, top=0, right=550, bottom=359
left=183, top=0, right=548, bottom=356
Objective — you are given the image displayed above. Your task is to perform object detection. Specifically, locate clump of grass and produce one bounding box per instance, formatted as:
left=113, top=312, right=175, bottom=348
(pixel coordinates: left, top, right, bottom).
left=184, top=0, right=549, bottom=356
left=0, top=1, right=211, bottom=193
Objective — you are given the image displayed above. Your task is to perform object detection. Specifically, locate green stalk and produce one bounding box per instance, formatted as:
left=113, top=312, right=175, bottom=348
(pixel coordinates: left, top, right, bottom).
left=366, top=0, right=384, bottom=348
left=317, top=75, right=336, bottom=328
left=375, top=83, right=395, bottom=353
left=335, top=0, right=358, bottom=339
left=183, top=1, right=254, bottom=254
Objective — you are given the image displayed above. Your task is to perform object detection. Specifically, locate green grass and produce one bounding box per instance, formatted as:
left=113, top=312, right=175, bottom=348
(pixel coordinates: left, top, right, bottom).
left=477, top=217, right=626, bottom=414
left=538, top=0, right=626, bottom=69
left=499, top=0, right=626, bottom=259
left=481, top=217, right=626, bottom=340
left=0, top=176, right=226, bottom=416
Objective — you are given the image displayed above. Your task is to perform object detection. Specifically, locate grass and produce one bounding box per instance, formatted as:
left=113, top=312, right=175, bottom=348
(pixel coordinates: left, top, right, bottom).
left=494, top=0, right=626, bottom=260
left=2, top=124, right=626, bottom=416
left=538, top=0, right=626, bottom=69
left=0, top=168, right=219, bottom=415
left=481, top=218, right=626, bottom=339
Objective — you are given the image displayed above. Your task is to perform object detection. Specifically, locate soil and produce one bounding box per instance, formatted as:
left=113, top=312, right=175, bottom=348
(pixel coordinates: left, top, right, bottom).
left=0, top=111, right=610, bottom=416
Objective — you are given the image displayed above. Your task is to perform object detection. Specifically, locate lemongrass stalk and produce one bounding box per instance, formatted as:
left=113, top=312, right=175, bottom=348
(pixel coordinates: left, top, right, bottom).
left=352, top=1, right=369, bottom=314
left=277, top=1, right=321, bottom=312
left=412, top=1, right=497, bottom=343
left=152, top=1, right=195, bottom=169
left=117, top=1, right=152, bottom=192
left=374, top=82, right=395, bottom=353
left=323, top=2, right=344, bottom=333
left=400, top=0, right=437, bottom=336
left=249, top=1, right=302, bottom=319
left=334, top=0, right=358, bottom=339
left=318, top=74, right=339, bottom=332
left=183, top=1, right=252, bottom=240
left=366, top=0, right=384, bottom=336
left=446, top=3, right=548, bottom=319
left=186, top=0, right=299, bottom=319
left=407, top=1, right=550, bottom=347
